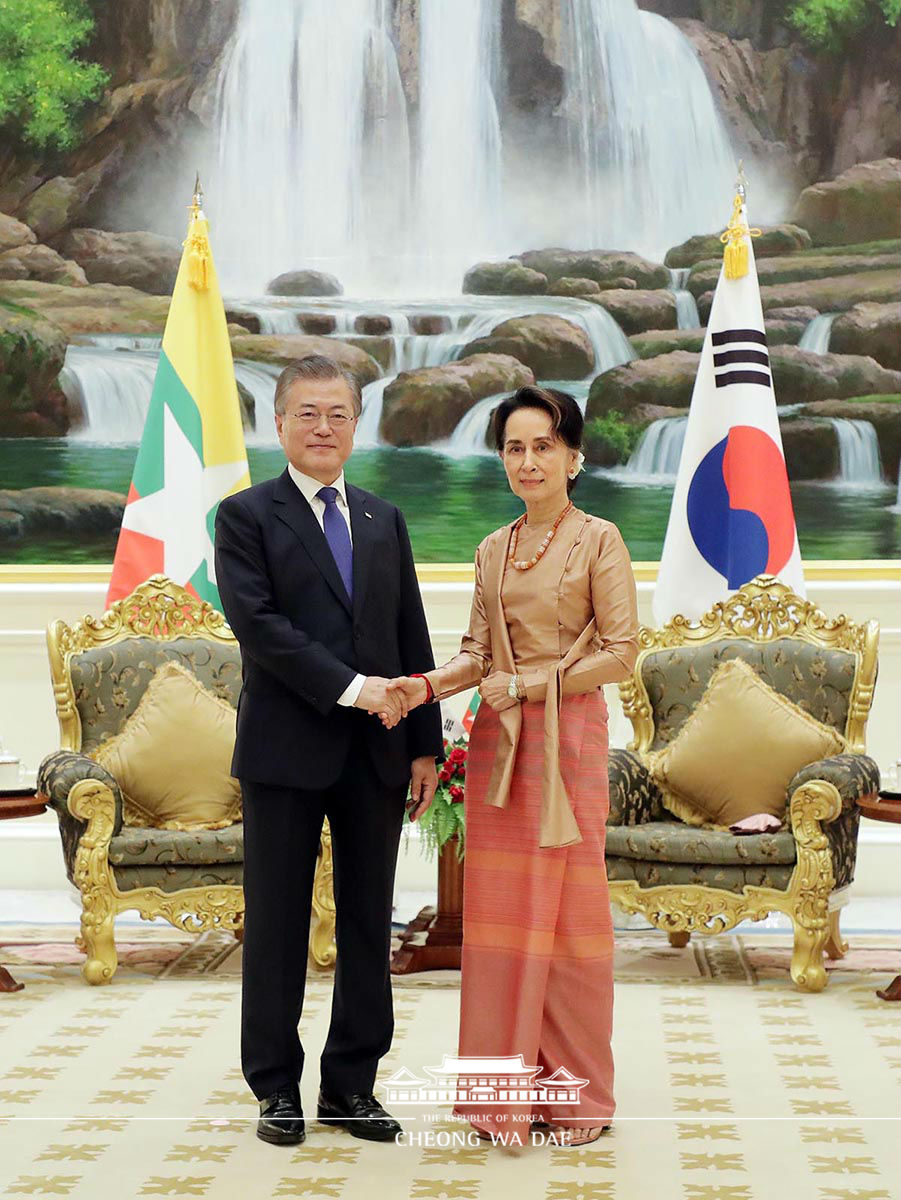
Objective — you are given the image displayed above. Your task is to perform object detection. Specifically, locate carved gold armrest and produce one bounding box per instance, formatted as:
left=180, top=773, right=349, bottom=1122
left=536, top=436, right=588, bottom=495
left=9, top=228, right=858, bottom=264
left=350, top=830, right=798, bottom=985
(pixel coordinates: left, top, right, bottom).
left=37, top=749, right=124, bottom=838
left=788, top=753, right=880, bottom=818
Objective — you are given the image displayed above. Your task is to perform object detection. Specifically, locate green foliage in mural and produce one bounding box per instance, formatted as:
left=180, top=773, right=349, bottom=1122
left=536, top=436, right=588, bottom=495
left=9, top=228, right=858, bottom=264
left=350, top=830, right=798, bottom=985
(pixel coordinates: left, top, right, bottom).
left=584, top=412, right=644, bottom=466
left=0, top=0, right=107, bottom=151
left=786, top=0, right=901, bottom=51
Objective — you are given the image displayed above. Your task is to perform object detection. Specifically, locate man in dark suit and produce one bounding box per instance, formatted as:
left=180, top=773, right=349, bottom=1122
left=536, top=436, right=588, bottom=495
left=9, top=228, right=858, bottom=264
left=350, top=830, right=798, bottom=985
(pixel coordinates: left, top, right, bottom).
left=214, top=354, right=441, bottom=1146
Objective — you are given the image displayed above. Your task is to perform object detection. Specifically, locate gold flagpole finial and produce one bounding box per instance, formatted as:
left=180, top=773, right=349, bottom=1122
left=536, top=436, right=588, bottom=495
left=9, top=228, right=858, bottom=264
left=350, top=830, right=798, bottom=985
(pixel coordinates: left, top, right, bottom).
left=721, top=161, right=760, bottom=280
left=189, top=172, right=204, bottom=216
left=184, top=172, right=210, bottom=291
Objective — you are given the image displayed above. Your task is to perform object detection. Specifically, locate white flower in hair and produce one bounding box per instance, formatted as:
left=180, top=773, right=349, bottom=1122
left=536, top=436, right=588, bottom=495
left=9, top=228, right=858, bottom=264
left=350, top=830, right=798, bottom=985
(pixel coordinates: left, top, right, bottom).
left=570, top=451, right=586, bottom=477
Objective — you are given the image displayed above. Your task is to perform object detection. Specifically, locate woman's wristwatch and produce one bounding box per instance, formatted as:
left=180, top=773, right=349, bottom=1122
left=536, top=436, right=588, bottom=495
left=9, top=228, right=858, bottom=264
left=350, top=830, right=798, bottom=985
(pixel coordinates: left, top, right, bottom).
left=507, top=674, right=524, bottom=702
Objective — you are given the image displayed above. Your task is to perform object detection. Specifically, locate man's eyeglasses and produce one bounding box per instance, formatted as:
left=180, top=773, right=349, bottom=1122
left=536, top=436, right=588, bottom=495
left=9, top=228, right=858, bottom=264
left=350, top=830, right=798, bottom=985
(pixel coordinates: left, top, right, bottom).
left=284, top=409, right=356, bottom=428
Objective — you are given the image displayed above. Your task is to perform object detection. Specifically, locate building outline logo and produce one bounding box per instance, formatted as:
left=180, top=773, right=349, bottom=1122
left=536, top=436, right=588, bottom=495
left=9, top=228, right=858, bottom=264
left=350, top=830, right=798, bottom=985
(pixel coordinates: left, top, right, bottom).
left=379, top=1055, right=589, bottom=1106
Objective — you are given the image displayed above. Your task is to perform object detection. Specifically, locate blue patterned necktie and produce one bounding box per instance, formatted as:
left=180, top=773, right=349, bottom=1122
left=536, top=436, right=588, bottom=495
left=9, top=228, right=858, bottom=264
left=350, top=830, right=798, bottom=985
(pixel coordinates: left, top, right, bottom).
left=317, top=486, right=353, bottom=601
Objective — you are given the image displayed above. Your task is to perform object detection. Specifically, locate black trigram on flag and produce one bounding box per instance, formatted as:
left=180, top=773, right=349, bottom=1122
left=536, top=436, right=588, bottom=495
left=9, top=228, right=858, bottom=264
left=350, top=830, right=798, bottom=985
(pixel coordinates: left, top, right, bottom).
left=712, top=328, right=772, bottom=389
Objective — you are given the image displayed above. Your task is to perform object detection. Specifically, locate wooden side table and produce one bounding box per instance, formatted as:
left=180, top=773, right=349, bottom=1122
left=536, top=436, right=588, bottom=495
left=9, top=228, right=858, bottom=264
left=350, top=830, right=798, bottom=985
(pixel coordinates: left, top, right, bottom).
left=857, top=790, right=901, bottom=1002
left=390, top=837, right=463, bottom=974
left=0, top=789, right=48, bottom=993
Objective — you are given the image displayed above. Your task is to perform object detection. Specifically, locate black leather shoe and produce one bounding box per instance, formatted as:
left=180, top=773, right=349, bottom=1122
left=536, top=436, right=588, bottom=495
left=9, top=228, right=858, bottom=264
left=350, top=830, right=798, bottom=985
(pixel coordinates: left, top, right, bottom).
left=256, top=1082, right=306, bottom=1145
left=317, top=1089, right=401, bottom=1142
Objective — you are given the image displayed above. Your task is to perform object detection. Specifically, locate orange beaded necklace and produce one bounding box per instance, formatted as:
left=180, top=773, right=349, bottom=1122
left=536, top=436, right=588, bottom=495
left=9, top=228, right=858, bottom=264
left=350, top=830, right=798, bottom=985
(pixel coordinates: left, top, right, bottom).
left=508, top=501, right=574, bottom=571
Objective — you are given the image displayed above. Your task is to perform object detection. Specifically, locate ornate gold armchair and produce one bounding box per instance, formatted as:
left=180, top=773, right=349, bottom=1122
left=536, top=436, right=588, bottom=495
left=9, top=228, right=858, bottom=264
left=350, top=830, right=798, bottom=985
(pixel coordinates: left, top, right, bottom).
left=37, top=575, right=336, bottom=984
left=607, top=574, right=880, bottom=992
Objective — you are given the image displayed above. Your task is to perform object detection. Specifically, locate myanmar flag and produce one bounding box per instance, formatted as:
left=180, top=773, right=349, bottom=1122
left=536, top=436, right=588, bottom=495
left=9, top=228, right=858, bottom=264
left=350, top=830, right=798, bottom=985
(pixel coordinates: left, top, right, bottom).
left=107, top=190, right=250, bottom=609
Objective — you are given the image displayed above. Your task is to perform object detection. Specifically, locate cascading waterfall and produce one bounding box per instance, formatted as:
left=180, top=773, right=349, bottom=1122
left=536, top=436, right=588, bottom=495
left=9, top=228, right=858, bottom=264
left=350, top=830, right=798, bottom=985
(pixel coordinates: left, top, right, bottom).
left=61, top=348, right=161, bottom=442
left=560, top=0, right=736, bottom=258
left=799, top=313, right=839, bottom=354
left=445, top=384, right=592, bottom=456
left=237, top=361, right=283, bottom=445
left=217, top=294, right=636, bottom=447
left=252, top=310, right=301, bottom=335
left=417, top=0, right=504, bottom=292
left=76, top=334, right=163, bottom=351
left=210, top=0, right=742, bottom=293
left=615, top=415, right=688, bottom=479
left=444, top=394, right=508, bottom=455
left=362, top=296, right=633, bottom=448
left=213, top=0, right=411, bottom=295
left=828, top=419, right=884, bottom=485
left=60, top=346, right=280, bottom=445
left=667, top=268, right=701, bottom=329
left=356, top=378, right=393, bottom=447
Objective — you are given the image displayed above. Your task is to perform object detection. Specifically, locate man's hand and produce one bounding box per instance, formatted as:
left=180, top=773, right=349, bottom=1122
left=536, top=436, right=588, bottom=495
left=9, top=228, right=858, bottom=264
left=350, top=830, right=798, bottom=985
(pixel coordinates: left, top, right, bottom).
left=379, top=676, right=429, bottom=729
left=355, top=676, right=407, bottom=726
left=479, top=671, right=520, bottom=712
left=407, top=756, right=438, bottom=821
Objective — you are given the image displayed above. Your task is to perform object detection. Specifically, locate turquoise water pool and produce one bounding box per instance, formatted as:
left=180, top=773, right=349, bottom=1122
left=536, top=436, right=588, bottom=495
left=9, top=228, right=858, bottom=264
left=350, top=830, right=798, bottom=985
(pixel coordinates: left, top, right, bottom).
left=1, top=440, right=898, bottom=564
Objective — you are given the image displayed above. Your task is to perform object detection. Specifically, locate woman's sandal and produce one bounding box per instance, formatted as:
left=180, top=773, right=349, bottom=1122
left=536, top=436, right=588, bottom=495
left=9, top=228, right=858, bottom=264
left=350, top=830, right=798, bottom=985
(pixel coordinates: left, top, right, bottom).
left=546, top=1124, right=611, bottom=1146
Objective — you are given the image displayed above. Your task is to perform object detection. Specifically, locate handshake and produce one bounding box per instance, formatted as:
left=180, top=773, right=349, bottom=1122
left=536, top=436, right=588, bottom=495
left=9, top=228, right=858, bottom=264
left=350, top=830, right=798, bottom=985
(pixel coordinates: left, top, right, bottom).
left=353, top=670, right=525, bottom=728
left=353, top=676, right=429, bottom=729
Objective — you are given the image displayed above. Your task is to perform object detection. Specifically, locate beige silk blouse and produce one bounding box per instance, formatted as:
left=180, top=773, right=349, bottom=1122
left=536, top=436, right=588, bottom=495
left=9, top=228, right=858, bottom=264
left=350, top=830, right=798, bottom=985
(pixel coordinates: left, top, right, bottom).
left=425, top=507, right=640, bottom=849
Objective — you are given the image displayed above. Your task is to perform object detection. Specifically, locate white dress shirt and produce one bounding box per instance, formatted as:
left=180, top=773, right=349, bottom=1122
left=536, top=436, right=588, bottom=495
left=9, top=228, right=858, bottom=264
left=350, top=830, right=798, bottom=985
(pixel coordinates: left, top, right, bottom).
left=287, top=464, right=365, bottom=707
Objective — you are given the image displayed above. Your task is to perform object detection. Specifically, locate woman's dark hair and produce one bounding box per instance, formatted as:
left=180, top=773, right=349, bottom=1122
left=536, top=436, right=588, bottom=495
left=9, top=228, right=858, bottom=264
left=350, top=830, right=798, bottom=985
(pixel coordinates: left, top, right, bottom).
left=493, top=385, right=584, bottom=494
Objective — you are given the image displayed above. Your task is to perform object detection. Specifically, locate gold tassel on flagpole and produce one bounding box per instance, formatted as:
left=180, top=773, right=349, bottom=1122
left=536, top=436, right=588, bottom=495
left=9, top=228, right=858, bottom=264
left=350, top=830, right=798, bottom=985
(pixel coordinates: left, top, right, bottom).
left=722, top=192, right=749, bottom=279
left=184, top=173, right=211, bottom=292
left=720, top=168, right=761, bottom=280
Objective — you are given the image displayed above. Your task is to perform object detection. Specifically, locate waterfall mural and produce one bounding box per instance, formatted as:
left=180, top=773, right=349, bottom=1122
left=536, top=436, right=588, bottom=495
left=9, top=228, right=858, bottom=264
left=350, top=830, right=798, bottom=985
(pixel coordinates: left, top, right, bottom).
left=214, top=0, right=412, bottom=294
left=667, top=269, right=701, bottom=330
left=560, top=0, right=737, bottom=258
left=799, top=312, right=839, bottom=354
left=0, top=0, right=898, bottom=564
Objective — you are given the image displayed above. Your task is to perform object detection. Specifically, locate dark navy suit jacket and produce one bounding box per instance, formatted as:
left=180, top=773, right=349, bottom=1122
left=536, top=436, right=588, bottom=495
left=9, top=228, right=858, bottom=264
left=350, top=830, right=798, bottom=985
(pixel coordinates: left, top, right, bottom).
left=214, top=467, right=443, bottom=790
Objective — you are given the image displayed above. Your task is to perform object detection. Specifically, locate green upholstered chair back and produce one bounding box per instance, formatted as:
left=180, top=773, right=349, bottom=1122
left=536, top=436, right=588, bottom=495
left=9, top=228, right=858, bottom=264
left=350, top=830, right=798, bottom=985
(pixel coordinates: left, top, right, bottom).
left=70, top=637, right=242, bottom=754
left=640, top=637, right=856, bottom=751
left=618, top=575, right=879, bottom=759
left=47, top=575, right=241, bottom=755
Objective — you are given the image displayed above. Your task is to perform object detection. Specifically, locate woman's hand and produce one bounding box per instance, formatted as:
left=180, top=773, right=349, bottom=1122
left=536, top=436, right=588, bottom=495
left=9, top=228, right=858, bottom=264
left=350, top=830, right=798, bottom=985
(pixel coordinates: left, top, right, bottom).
left=380, top=676, right=429, bottom=728
left=479, top=671, right=521, bottom=712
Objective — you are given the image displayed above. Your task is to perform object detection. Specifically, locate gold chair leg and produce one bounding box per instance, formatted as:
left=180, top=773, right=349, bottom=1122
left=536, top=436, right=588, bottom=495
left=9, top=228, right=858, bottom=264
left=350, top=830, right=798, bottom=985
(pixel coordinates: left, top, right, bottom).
left=80, top=903, right=118, bottom=986
left=790, top=919, right=828, bottom=993
left=824, top=910, right=849, bottom=960
left=668, top=931, right=691, bottom=948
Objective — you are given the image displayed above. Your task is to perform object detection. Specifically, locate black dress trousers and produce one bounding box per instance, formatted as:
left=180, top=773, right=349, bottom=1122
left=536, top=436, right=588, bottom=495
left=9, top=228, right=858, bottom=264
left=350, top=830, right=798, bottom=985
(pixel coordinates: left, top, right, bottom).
left=239, top=730, right=407, bottom=1101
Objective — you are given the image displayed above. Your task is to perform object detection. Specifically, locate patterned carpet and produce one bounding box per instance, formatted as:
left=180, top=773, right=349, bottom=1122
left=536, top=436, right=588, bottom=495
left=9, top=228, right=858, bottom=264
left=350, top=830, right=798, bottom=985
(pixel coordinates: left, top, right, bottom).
left=0, top=927, right=899, bottom=1200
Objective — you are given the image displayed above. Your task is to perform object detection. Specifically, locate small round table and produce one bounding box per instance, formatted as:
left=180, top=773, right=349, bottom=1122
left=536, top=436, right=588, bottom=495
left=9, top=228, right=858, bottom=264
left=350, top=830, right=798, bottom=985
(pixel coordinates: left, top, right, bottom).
left=857, top=790, right=901, bottom=1002
left=0, top=790, right=48, bottom=993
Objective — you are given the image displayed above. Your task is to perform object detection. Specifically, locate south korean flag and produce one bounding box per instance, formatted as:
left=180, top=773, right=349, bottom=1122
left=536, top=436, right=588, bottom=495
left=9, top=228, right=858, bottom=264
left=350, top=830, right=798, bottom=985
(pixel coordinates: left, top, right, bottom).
left=654, top=195, right=806, bottom=625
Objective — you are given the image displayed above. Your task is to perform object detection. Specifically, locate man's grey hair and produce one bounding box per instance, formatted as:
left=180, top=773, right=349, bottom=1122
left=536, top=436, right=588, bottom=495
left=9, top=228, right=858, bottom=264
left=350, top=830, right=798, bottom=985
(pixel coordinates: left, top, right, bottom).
left=273, top=355, right=363, bottom=417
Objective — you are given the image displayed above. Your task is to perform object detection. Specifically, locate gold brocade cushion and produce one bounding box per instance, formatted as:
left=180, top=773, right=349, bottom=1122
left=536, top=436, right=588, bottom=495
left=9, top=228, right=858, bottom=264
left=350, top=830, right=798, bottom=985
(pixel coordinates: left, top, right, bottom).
left=93, top=661, right=242, bottom=831
left=646, top=658, right=847, bottom=828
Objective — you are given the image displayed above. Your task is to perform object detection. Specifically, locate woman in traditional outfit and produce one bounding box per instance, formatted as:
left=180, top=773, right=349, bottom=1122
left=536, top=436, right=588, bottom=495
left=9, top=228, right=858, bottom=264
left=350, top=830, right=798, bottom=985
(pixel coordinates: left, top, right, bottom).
left=391, top=385, right=639, bottom=1147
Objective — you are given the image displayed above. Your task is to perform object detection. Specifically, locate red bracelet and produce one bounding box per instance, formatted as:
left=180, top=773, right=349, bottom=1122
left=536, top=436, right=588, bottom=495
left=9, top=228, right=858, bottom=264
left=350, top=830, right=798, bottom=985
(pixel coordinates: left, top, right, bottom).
left=410, top=673, right=434, bottom=702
